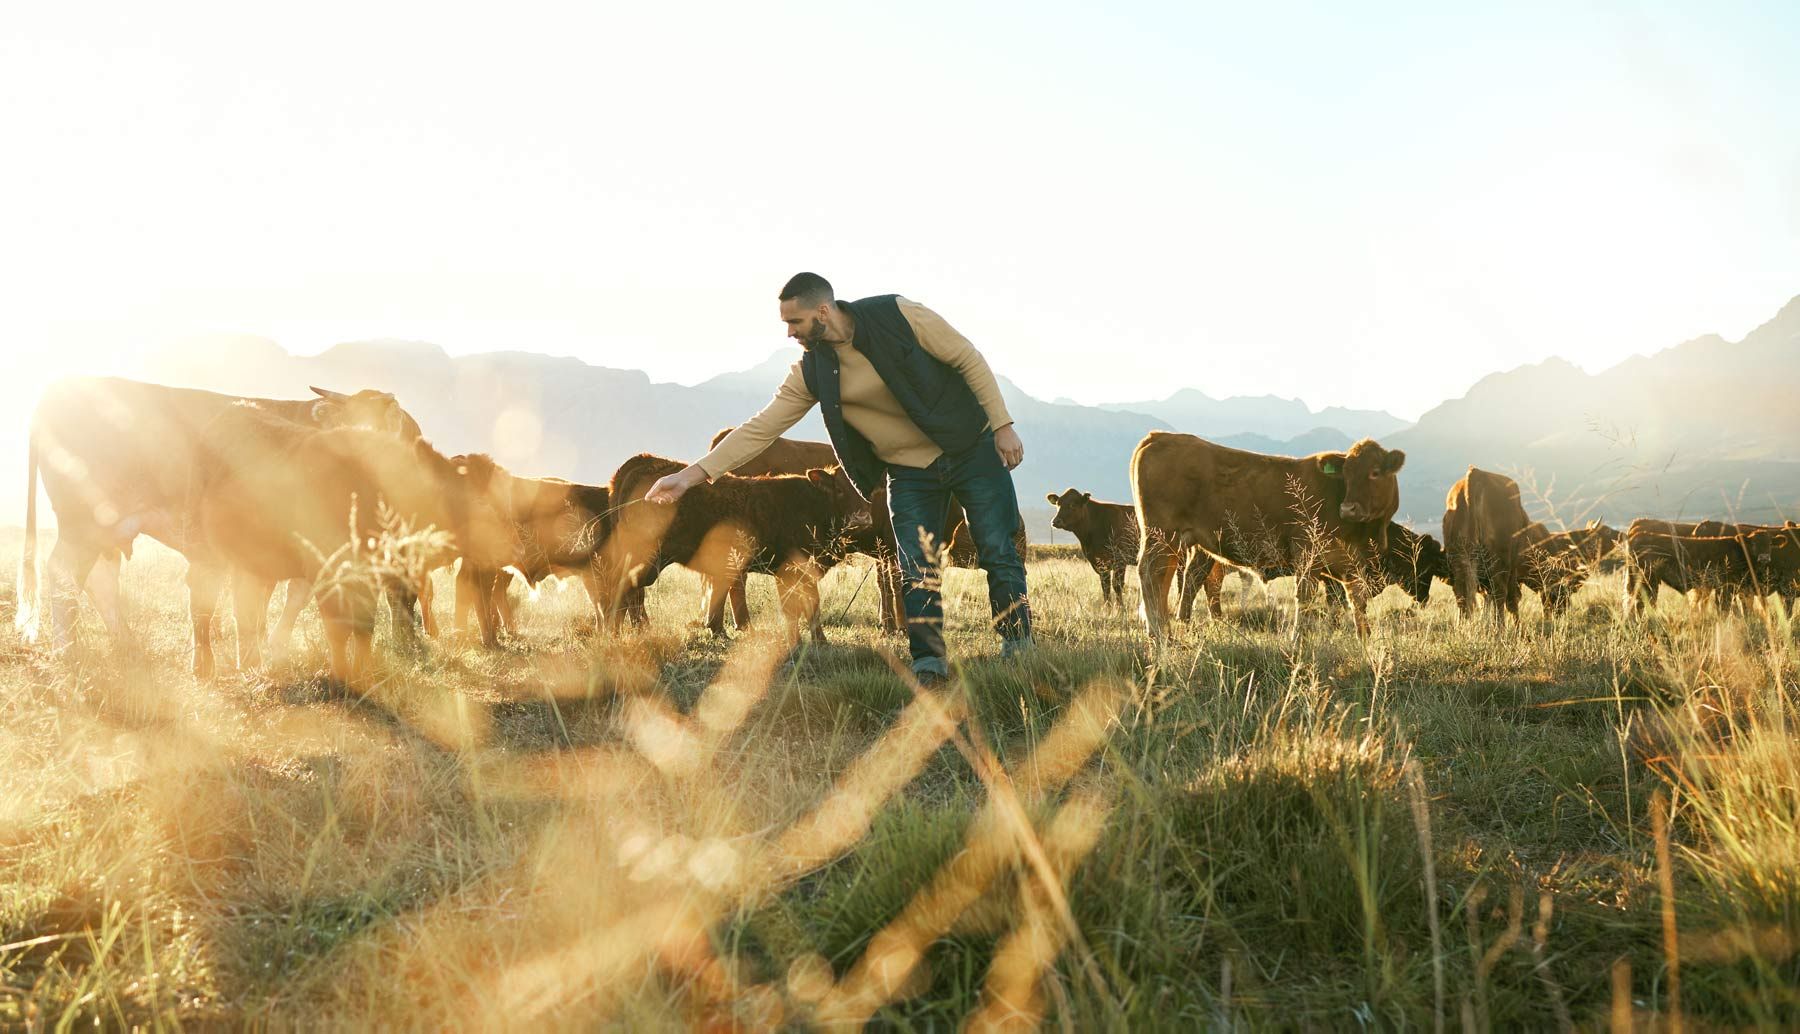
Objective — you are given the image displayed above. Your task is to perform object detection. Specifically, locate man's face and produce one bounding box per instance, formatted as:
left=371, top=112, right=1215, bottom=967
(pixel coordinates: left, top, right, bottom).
left=780, top=297, right=830, bottom=349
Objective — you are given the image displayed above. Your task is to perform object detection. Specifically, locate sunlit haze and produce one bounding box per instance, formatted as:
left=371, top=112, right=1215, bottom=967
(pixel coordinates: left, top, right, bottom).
left=4, top=2, right=1797, bottom=423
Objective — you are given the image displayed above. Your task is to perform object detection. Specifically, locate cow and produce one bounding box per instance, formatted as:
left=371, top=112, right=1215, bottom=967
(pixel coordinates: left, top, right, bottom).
left=1173, top=522, right=1446, bottom=618
left=185, top=407, right=518, bottom=685
left=704, top=429, right=899, bottom=635
left=603, top=458, right=870, bottom=642
left=1046, top=489, right=1137, bottom=605
left=1624, top=520, right=1800, bottom=615
left=437, top=474, right=615, bottom=644
left=703, top=429, right=1026, bottom=638
left=1441, top=467, right=1532, bottom=626
left=20, top=377, right=420, bottom=651
left=1512, top=521, right=1623, bottom=616
left=1131, top=432, right=1407, bottom=640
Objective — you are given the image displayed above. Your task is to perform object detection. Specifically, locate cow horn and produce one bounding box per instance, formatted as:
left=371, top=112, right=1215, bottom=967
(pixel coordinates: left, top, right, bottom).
left=310, top=386, right=348, bottom=401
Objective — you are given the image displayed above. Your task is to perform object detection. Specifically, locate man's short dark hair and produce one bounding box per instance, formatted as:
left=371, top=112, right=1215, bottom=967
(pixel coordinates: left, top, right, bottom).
left=779, top=272, right=834, bottom=307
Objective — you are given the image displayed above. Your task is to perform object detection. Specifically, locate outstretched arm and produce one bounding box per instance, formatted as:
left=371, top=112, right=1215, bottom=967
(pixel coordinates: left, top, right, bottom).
left=646, top=363, right=817, bottom=503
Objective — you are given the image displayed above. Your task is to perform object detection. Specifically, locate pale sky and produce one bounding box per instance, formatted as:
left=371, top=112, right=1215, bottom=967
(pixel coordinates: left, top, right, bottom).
left=3, top=1, right=1796, bottom=422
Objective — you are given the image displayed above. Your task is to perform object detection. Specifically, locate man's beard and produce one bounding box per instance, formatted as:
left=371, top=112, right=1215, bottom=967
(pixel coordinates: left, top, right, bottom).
left=801, top=318, right=830, bottom=350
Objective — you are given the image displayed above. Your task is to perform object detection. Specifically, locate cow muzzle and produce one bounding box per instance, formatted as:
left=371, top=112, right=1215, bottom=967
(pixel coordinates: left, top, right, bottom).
left=1339, top=503, right=1371, bottom=522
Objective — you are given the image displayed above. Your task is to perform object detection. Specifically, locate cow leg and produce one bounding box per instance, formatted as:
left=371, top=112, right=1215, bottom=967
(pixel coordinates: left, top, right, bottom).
left=1174, top=551, right=1197, bottom=622
left=453, top=561, right=478, bottom=636
left=1203, top=559, right=1226, bottom=619
left=318, top=589, right=377, bottom=690
left=1292, top=573, right=1317, bottom=639
left=579, top=565, right=607, bottom=632
left=1449, top=549, right=1477, bottom=620
left=186, top=561, right=226, bottom=680
left=703, top=574, right=732, bottom=638
left=730, top=572, right=752, bottom=631
left=468, top=574, right=500, bottom=648
left=418, top=569, right=440, bottom=639
left=85, top=553, right=128, bottom=641
left=1110, top=566, right=1127, bottom=608
left=231, top=570, right=275, bottom=671
left=382, top=581, right=427, bottom=656
left=777, top=564, right=824, bottom=646
left=1138, top=528, right=1182, bottom=642
left=876, top=554, right=905, bottom=635
left=1349, top=577, right=1373, bottom=639
left=43, top=537, right=103, bottom=652
left=266, top=578, right=311, bottom=661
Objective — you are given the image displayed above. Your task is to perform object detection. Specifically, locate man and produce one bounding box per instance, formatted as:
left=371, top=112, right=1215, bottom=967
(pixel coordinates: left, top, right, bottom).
left=645, top=272, right=1032, bottom=684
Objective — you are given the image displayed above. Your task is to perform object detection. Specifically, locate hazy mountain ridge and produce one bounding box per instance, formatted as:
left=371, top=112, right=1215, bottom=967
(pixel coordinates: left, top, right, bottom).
left=1097, top=388, right=1412, bottom=441
left=1388, top=294, right=1800, bottom=530
left=45, top=290, right=1799, bottom=544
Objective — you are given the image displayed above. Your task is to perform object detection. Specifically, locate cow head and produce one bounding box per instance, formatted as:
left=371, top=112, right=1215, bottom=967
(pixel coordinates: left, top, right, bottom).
left=1394, top=529, right=1449, bottom=605
left=311, top=386, right=423, bottom=438
left=807, top=467, right=872, bottom=532
left=1319, top=440, right=1405, bottom=524
left=431, top=446, right=521, bottom=571
left=1046, top=489, right=1095, bottom=533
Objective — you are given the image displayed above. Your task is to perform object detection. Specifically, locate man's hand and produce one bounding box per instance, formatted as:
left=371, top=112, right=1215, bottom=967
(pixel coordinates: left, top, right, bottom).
left=645, top=464, right=710, bottom=505
left=994, top=424, right=1024, bottom=469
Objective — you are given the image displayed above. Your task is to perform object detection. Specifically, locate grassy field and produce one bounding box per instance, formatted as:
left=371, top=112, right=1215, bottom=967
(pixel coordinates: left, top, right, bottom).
left=0, top=534, right=1796, bottom=1030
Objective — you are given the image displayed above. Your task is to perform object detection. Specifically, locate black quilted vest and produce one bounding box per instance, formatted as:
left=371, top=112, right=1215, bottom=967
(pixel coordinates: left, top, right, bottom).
left=800, top=294, right=992, bottom=499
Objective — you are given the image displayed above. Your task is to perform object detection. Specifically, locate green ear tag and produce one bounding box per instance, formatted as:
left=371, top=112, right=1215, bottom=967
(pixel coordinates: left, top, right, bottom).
left=1322, top=461, right=1341, bottom=476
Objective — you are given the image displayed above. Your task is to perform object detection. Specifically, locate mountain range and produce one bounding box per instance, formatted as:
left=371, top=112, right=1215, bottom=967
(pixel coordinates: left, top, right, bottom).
left=25, top=293, right=1799, bottom=543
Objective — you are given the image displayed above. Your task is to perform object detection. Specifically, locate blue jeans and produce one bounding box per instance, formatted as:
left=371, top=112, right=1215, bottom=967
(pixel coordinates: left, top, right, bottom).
left=886, top=431, right=1033, bottom=675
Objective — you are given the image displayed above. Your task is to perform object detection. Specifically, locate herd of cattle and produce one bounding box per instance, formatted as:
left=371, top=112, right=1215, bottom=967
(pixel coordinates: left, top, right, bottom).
left=14, top=378, right=1800, bottom=686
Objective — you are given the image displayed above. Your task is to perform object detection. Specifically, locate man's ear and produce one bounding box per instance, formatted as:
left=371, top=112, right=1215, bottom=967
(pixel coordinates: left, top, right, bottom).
left=1316, top=453, right=1347, bottom=477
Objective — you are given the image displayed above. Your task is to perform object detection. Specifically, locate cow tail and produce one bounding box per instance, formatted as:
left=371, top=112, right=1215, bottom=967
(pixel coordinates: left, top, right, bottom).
left=16, top=435, right=39, bottom=639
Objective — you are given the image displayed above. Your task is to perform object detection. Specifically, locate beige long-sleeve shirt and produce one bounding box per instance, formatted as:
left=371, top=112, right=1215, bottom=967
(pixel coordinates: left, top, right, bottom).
left=696, top=298, right=1013, bottom=479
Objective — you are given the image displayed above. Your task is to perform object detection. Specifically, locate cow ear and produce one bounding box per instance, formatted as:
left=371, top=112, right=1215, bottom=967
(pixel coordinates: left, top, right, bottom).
left=1046, top=493, right=1058, bottom=504
left=1081, top=492, right=1092, bottom=502
left=808, top=468, right=829, bottom=485
left=1382, top=449, right=1406, bottom=474
left=1316, top=453, right=1347, bottom=477
left=310, top=398, right=343, bottom=425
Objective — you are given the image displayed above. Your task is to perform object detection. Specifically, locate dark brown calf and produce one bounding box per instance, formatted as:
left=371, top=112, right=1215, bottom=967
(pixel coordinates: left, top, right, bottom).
left=1046, top=488, right=1137, bottom=605
left=608, top=463, right=869, bottom=642
left=704, top=429, right=900, bottom=634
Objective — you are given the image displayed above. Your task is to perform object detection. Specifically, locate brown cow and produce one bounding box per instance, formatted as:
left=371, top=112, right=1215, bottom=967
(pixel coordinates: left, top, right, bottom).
left=1512, top=521, right=1622, bottom=616
left=704, top=428, right=899, bottom=634
left=1131, top=433, right=1406, bottom=640
left=1624, top=520, right=1799, bottom=615
left=703, top=429, right=1025, bottom=637
left=186, top=407, right=518, bottom=684
left=439, top=474, right=615, bottom=643
left=1441, top=467, right=1531, bottom=626
left=1624, top=524, right=1766, bottom=617
left=1045, top=489, right=1137, bottom=605
left=605, top=460, right=870, bottom=642
left=21, top=378, right=420, bottom=651
left=1175, top=522, right=1447, bottom=617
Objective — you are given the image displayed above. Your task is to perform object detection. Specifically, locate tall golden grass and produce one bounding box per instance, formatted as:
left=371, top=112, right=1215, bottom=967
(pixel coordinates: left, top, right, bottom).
left=0, top=532, right=1795, bottom=1029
